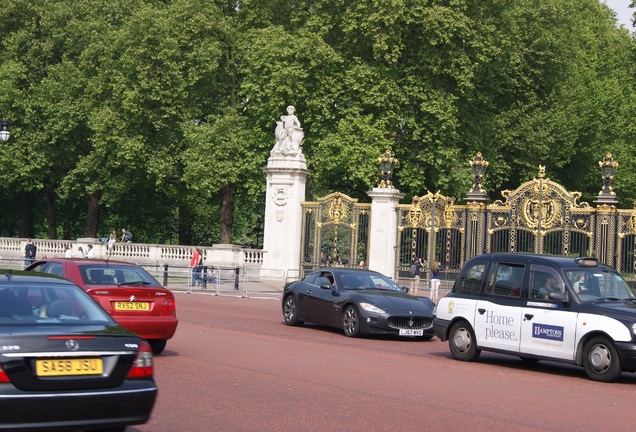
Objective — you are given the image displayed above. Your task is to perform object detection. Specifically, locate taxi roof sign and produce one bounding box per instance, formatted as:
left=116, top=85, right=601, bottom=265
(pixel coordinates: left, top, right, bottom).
left=575, top=257, right=598, bottom=267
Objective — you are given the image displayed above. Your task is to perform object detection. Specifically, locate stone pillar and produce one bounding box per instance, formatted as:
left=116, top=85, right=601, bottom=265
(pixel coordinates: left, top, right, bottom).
left=367, top=187, right=404, bottom=280
left=262, top=152, right=310, bottom=279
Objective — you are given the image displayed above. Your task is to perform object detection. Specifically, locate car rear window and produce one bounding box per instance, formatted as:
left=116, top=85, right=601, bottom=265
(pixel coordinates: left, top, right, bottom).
left=0, top=283, right=112, bottom=323
left=79, top=265, right=161, bottom=286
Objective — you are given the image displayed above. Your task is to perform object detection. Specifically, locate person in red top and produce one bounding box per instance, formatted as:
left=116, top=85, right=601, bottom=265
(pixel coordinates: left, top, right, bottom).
left=190, top=247, right=203, bottom=286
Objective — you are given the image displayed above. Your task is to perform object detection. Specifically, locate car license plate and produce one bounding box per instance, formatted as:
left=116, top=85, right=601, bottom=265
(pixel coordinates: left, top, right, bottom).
left=114, top=301, right=149, bottom=311
left=36, top=358, right=104, bottom=376
left=399, top=329, right=424, bottom=336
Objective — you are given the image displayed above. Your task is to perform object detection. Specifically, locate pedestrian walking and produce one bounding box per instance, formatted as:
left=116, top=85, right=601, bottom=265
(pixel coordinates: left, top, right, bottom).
left=408, top=257, right=424, bottom=295
left=24, top=239, right=37, bottom=267
left=430, top=260, right=444, bottom=302
left=190, top=247, right=203, bottom=286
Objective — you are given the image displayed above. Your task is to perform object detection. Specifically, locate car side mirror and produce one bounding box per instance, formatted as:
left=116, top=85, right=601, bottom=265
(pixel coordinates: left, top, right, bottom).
left=549, top=292, right=569, bottom=304
left=401, top=286, right=409, bottom=293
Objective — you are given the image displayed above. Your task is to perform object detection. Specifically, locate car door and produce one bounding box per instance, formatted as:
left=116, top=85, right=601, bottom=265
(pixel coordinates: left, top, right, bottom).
left=519, top=265, right=578, bottom=360
left=303, top=271, right=340, bottom=326
left=474, top=262, right=525, bottom=353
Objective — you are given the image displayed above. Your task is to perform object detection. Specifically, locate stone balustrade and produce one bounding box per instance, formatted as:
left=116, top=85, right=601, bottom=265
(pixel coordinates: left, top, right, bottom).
left=0, top=237, right=265, bottom=270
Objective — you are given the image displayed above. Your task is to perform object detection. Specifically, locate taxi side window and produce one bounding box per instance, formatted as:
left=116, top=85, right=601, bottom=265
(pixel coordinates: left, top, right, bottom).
left=529, top=265, right=564, bottom=299
left=456, top=262, right=487, bottom=295
left=486, top=263, right=525, bottom=298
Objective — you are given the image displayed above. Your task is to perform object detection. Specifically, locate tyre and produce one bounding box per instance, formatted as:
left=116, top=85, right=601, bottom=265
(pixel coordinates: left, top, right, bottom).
left=448, top=321, right=480, bottom=361
left=342, top=305, right=361, bottom=337
left=583, top=336, right=622, bottom=382
left=149, top=339, right=167, bottom=355
left=94, top=427, right=126, bottom=432
left=282, top=295, right=304, bottom=326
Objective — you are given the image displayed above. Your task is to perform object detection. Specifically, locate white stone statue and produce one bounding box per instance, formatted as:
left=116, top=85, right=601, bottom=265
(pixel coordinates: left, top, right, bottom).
left=272, top=105, right=304, bottom=156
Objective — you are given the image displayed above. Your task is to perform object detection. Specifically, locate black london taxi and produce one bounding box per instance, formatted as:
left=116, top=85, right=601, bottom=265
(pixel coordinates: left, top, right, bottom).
left=433, top=253, right=636, bottom=382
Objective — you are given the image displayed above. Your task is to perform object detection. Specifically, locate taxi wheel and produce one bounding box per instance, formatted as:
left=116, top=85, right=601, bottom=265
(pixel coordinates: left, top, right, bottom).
left=583, top=336, right=622, bottom=382
left=283, top=295, right=304, bottom=326
left=342, top=305, right=361, bottom=337
left=449, top=321, right=480, bottom=361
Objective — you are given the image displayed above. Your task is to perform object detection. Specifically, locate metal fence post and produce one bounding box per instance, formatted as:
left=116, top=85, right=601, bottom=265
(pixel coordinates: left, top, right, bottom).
left=234, top=267, right=240, bottom=291
left=163, top=264, right=169, bottom=287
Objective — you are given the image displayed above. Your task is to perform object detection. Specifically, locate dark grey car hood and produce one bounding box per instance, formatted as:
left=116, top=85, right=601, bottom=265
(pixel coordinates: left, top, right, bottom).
left=352, top=289, right=433, bottom=313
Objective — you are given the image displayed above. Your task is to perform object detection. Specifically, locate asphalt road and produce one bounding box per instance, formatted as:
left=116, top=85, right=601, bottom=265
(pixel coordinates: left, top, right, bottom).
left=130, top=292, right=636, bottom=432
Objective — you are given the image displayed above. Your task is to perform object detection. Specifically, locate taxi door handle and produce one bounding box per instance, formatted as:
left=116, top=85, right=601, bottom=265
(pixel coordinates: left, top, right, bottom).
left=478, top=308, right=486, bottom=315
left=307, top=290, right=313, bottom=294
left=524, top=314, right=534, bottom=320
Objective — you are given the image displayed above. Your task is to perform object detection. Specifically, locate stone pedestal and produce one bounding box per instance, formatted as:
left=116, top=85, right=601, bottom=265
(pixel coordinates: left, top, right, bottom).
left=465, top=189, right=490, bottom=204
left=367, top=187, right=405, bottom=280
left=262, top=152, right=310, bottom=279
left=594, top=193, right=618, bottom=207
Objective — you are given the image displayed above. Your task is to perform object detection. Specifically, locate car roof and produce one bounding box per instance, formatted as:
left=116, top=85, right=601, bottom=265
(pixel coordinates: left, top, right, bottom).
left=313, top=268, right=383, bottom=275
left=35, top=258, right=139, bottom=267
left=472, top=253, right=601, bottom=268
left=0, top=270, right=75, bottom=285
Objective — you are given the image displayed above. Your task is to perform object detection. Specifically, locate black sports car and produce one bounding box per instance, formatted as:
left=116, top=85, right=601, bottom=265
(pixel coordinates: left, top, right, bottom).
left=0, top=271, right=157, bottom=431
left=282, top=268, right=435, bottom=339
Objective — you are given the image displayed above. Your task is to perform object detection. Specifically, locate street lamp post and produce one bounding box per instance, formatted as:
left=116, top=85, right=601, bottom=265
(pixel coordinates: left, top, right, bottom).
left=0, top=120, right=9, bottom=143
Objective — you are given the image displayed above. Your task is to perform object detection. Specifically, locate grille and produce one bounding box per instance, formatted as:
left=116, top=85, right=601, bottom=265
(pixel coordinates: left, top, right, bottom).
left=388, top=316, right=433, bottom=330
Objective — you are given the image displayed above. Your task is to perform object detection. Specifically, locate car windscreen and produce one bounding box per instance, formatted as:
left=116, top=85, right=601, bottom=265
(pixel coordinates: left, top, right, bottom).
left=565, top=267, right=636, bottom=302
left=0, top=283, right=113, bottom=324
left=80, top=265, right=161, bottom=287
left=338, top=271, right=402, bottom=291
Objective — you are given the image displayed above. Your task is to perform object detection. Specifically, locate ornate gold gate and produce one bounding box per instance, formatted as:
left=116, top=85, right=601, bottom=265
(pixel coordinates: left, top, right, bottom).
left=300, top=192, right=370, bottom=272
left=617, top=203, right=636, bottom=274
left=392, top=166, right=610, bottom=280
left=396, top=191, right=466, bottom=279
left=486, top=166, right=595, bottom=257
left=301, top=154, right=635, bottom=282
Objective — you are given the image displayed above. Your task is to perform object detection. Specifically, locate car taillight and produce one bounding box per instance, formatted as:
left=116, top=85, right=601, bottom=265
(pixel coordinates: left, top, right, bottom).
left=161, top=297, right=176, bottom=314
left=127, top=340, right=154, bottom=379
left=0, top=365, right=9, bottom=383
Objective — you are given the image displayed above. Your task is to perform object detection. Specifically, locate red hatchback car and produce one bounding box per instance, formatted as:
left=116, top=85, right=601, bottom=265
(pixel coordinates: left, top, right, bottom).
left=27, top=259, right=178, bottom=354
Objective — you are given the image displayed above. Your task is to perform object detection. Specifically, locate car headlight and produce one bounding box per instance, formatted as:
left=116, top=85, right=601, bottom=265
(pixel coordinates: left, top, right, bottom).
left=359, top=302, right=385, bottom=314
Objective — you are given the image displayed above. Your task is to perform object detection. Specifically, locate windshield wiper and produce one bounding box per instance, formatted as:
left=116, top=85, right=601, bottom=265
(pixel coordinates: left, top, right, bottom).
left=596, top=297, right=626, bottom=303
